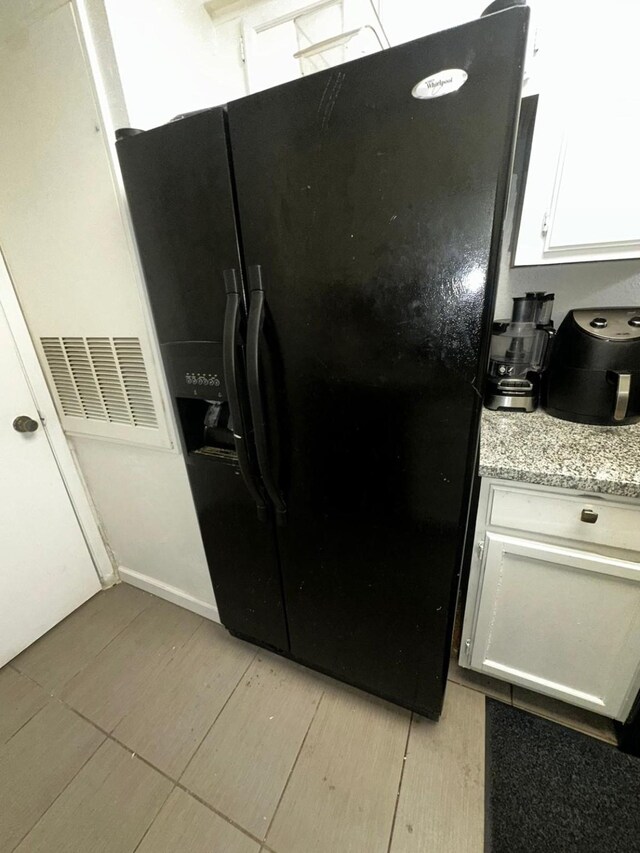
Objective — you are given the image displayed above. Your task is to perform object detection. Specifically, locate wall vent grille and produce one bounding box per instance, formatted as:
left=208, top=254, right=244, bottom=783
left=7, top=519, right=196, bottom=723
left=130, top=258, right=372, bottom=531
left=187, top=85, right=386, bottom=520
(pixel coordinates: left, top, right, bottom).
left=41, top=336, right=158, bottom=429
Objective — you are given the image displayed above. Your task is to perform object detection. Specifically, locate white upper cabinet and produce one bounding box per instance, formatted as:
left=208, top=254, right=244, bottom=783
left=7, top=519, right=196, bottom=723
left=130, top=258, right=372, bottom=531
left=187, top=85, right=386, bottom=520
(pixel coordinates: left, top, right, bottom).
left=514, top=1, right=640, bottom=265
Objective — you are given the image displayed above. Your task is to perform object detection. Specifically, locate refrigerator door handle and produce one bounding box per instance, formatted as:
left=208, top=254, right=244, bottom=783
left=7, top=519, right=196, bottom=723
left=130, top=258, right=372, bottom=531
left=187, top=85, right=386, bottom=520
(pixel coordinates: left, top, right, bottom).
left=223, top=268, right=269, bottom=523
left=247, top=265, right=287, bottom=526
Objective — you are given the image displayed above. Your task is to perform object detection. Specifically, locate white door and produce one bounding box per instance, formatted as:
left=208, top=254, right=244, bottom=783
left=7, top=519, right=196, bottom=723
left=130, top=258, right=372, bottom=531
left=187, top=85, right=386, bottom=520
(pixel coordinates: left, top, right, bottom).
left=469, top=533, right=640, bottom=719
left=0, top=295, right=100, bottom=667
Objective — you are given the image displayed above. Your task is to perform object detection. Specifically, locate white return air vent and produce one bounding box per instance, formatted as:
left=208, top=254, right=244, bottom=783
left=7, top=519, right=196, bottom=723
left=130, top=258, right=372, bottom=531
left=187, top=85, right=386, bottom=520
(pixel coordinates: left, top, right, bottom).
left=41, top=336, right=158, bottom=429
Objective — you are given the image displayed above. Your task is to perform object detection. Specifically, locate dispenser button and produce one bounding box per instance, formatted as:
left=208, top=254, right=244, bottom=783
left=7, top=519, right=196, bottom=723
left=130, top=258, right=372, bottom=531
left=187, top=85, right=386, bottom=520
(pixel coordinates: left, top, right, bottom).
left=590, top=317, right=608, bottom=328
left=629, top=316, right=640, bottom=327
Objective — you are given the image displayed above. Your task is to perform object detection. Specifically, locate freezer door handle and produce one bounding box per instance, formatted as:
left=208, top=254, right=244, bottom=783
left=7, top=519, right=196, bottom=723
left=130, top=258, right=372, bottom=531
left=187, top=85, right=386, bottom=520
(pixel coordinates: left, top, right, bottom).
left=223, top=268, right=269, bottom=523
left=247, top=265, right=287, bottom=526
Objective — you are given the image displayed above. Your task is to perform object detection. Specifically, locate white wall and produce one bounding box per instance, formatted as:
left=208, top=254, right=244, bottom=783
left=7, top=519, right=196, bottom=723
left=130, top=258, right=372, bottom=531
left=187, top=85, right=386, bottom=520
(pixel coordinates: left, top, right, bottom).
left=379, top=0, right=482, bottom=46
left=207, top=14, right=248, bottom=103
left=71, top=436, right=217, bottom=616
left=496, top=259, right=640, bottom=326
left=77, top=0, right=217, bottom=611
left=104, top=0, right=220, bottom=128
left=0, top=0, right=216, bottom=618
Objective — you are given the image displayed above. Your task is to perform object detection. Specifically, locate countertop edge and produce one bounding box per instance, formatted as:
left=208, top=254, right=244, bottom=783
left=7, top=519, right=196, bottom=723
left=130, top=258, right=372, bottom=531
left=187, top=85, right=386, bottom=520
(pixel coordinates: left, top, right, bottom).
left=479, top=409, right=640, bottom=501
left=478, top=463, right=640, bottom=500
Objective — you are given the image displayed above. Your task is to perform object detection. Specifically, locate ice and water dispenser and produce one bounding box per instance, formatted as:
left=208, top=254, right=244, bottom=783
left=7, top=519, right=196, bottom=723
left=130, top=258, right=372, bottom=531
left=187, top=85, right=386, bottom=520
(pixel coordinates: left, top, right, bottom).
left=162, top=341, right=235, bottom=458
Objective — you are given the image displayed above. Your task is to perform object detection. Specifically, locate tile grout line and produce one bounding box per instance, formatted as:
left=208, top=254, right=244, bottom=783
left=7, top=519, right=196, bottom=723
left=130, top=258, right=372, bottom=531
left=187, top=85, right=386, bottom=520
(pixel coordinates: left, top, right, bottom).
left=60, top=604, right=205, bottom=736
left=141, top=611, right=205, bottom=685
left=110, top=735, right=179, bottom=783
left=66, top=704, right=114, bottom=736
left=64, top=706, right=182, bottom=789
left=62, top=708, right=267, bottom=849
left=5, top=597, right=331, bottom=852
left=6, top=664, right=54, bottom=701
left=2, top=703, right=46, bottom=749
left=103, top=613, right=206, bottom=734
left=1, top=676, right=51, bottom=748
left=173, top=782, right=266, bottom=847
left=130, top=783, right=176, bottom=853
left=10, top=588, right=157, bottom=696
left=34, top=620, right=258, bottom=776
left=177, top=649, right=258, bottom=784
left=262, top=688, right=327, bottom=848
left=62, top=703, right=177, bottom=787
left=5, top=667, right=45, bottom=691
left=11, top=701, right=173, bottom=853
left=385, top=711, right=414, bottom=853
left=8, top=726, right=107, bottom=852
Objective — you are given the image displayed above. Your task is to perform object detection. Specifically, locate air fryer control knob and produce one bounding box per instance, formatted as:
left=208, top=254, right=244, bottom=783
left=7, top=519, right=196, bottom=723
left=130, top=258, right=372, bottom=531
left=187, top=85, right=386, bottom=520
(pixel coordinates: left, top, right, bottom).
left=590, top=317, right=608, bottom=329
left=628, top=316, right=640, bottom=327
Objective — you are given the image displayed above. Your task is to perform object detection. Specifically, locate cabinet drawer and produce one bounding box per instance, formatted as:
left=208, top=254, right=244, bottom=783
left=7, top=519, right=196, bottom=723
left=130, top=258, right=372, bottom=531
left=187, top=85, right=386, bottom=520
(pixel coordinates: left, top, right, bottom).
left=489, top=485, right=640, bottom=553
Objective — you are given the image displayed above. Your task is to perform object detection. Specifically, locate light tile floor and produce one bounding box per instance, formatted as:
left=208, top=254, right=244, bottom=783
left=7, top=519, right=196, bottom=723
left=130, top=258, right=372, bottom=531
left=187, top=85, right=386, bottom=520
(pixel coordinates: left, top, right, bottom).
left=0, top=584, right=616, bottom=852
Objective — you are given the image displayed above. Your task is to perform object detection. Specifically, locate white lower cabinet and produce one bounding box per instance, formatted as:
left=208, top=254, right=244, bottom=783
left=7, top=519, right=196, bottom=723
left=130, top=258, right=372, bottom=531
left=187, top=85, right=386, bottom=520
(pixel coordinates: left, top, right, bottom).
left=461, top=479, right=640, bottom=721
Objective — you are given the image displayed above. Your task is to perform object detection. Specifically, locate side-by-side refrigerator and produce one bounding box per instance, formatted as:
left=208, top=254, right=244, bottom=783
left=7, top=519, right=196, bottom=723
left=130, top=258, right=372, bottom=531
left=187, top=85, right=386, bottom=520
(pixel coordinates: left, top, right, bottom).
left=116, top=7, right=528, bottom=719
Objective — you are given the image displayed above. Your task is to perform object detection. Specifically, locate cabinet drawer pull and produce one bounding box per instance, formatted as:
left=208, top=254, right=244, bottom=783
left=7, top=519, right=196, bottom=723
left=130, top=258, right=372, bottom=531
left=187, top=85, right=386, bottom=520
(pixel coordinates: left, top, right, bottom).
left=581, top=509, right=599, bottom=524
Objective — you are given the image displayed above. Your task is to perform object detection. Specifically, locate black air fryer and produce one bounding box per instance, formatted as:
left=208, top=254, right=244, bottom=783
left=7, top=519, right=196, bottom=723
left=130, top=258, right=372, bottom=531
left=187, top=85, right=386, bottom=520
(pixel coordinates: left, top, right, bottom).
left=543, top=308, right=640, bottom=425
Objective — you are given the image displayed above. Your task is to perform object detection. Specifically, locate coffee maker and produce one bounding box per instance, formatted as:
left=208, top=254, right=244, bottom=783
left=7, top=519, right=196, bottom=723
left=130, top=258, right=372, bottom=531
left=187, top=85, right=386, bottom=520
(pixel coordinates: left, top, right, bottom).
left=484, top=292, right=554, bottom=412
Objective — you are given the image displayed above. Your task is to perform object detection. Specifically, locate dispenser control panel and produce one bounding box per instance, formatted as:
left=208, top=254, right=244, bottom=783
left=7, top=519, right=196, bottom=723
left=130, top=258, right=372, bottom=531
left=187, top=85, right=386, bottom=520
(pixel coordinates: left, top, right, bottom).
left=185, top=372, right=221, bottom=388
left=160, top=341, right=226, bottom=401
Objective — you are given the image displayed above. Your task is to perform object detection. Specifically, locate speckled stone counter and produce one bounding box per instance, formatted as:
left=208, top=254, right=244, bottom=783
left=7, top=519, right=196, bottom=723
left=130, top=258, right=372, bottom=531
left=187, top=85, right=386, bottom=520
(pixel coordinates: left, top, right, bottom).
left=479, top=409, right=640, bottom=499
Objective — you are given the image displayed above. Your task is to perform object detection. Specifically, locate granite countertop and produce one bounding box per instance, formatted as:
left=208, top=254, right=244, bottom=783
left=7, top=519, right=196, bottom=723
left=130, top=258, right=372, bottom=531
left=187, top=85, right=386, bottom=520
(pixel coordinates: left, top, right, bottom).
left=479, top=409, right=640, bottom=499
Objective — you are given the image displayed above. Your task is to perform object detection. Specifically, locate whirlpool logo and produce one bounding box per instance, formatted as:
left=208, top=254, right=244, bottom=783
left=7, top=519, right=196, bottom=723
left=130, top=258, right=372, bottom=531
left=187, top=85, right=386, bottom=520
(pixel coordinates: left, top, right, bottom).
left=411, top=69, right=468, bottom=100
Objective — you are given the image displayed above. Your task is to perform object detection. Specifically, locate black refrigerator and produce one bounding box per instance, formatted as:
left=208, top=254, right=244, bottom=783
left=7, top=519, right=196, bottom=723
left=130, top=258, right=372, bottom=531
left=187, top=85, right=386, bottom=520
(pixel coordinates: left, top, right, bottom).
left=117, top=7, right=528, bottom=720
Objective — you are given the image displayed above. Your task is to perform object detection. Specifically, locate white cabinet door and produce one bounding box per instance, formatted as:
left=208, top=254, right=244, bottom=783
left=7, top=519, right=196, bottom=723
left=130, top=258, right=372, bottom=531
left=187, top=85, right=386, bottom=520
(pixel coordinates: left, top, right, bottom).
left=514, top=2, right=640, bottom=264
left=470, top=533, right=640, bottom=719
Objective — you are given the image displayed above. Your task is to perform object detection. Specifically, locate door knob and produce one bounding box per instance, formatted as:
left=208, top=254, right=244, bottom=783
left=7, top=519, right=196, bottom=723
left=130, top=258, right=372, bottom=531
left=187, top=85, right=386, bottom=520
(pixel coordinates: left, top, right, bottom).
left=13, top=415, right=39, bottom=433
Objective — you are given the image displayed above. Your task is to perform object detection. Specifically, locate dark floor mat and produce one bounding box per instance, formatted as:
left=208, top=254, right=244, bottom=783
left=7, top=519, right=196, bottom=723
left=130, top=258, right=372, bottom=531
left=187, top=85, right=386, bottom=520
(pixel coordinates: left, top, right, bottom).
left=486, top=698, right=640, bottom=853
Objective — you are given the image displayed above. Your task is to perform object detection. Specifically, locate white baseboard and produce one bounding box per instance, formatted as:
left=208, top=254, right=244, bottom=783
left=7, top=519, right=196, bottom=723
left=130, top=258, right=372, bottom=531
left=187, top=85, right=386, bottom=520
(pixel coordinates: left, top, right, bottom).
left=117, top=567, right=221, bottom=623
